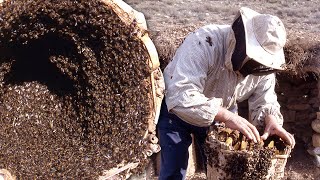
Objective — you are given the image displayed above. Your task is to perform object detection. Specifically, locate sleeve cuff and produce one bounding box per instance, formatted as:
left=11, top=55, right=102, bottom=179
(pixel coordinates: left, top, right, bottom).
left=251, top=104, right=284, bottom=127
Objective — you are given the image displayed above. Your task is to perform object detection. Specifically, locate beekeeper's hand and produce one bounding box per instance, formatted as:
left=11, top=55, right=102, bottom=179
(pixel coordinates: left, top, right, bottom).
left=261, top=115, right=296, bottom=147
left=215, top=107, right=260, bottom=143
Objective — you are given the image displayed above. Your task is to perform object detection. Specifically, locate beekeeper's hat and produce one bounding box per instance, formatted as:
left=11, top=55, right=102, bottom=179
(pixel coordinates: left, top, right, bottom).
left=235, top=7, right=287, bottom=70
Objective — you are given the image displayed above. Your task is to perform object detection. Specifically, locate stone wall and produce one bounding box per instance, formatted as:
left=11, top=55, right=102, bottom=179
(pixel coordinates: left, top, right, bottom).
left=238, top=74, right=319, bottom=146
left=276, top=75, right=319, bottom=145
left=308, top=79, right=320, bottom=166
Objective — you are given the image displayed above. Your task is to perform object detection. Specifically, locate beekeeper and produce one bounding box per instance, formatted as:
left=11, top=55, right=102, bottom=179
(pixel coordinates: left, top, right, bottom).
left=157, top=7, right=296, bottom=180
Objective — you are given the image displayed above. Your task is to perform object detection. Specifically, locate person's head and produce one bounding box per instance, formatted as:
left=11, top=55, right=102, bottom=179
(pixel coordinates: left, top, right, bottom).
left=231, top=7, right=287, bottom=77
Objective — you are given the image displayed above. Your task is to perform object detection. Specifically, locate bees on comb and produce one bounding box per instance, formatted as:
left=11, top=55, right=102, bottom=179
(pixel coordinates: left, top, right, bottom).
left=0, top=0, right=153, bottom=178
left=205, top=126, right=291, bottom=180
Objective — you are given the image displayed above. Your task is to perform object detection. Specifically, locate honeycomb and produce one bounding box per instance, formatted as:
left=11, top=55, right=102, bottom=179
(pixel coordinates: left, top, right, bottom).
left=205, top=127, right=290, bottom=180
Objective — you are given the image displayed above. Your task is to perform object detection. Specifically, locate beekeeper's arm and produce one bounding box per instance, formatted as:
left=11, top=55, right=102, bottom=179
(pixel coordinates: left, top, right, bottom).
left=164, top=33, right=260, bottom=142
left=248, top=73, right=295, bottom=146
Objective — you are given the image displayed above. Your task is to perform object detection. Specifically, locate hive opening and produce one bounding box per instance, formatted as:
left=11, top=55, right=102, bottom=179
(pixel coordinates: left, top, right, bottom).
left=1, top=33, right=77, bottom=96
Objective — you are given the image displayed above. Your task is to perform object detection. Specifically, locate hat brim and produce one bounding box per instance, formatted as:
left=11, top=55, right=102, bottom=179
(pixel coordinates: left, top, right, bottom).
left=239, top=7, right=286, bottom=70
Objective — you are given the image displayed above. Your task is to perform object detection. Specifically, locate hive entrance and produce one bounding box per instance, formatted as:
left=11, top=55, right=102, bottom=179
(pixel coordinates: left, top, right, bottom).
left=2, top=33, right=77, bottom=96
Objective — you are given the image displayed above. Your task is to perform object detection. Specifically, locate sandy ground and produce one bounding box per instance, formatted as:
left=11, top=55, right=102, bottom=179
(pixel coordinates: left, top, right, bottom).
left=123, top=0, right=320, bottom=179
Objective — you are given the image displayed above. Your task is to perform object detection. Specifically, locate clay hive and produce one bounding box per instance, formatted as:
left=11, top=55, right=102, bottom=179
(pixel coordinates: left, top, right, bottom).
left=0, top=0, right=163, bottom=179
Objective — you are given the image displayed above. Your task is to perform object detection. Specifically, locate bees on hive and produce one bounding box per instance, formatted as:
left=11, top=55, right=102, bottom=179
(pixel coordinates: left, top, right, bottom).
left=0, top=0, right=152, bottom=178
left=206, top=126, right=290, bottom=180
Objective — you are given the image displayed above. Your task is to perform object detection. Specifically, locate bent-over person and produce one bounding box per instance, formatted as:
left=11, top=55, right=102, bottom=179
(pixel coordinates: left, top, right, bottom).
left=157, top=7, right=295, bottom=180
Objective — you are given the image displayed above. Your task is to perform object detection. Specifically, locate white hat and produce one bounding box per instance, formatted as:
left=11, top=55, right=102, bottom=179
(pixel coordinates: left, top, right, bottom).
left=237, top=7, right=287, bottom=70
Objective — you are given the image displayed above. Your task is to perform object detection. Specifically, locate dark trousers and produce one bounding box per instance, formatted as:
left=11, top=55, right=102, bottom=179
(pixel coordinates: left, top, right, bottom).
left=157, top=101, right=208, bottom=180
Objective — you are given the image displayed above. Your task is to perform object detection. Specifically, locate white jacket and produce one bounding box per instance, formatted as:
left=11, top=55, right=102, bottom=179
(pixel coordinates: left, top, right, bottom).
left=163, top=24, right=283, bottom=127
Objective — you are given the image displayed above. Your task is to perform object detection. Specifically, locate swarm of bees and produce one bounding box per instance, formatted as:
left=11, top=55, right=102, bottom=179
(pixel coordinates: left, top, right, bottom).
left=0, top=0, right=153, bottom=178
left=205, top=126, right=291, bottom=180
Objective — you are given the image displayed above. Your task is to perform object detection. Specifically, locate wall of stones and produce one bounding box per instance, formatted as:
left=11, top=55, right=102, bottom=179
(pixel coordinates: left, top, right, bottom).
left=275, top=75, right=319, bottom=145
left=238, top=74, right=319, bottom=146
left=309, top=79, right=320, bottom=156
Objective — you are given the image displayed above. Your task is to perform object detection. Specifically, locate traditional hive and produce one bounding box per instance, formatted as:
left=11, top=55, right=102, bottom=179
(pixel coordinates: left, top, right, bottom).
left=0, top=0, right=164, bottom=179
left=205, top=126, right=291, bottom=180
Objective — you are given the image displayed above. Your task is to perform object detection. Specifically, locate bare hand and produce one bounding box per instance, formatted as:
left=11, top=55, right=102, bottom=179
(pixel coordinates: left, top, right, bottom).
left=224, top=114, right=260, bottom=143
left=216, top=107, right=260, bottom=143
left=261, top=115, right=295, bottom=147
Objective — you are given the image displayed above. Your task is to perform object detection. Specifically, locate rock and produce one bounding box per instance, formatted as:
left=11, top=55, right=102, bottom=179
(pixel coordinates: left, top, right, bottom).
left=307, top=147, right=320, bottom=168
left=310, top=97, right=320, bottom=104
left=312, top=154, right=320, bottom=168
left=287, top=110, right=296, bottom=122
left=282, top=110, right=296, bottom=122
left=308, top=147, right=320, bottom=155
left=312, top=120, right=320, bottom=133
left=313, top=103, right=320, bottom=108
left=287, top=104, right=311, bottom=111
left=283, top=90, right=303, bottom=98
left=287, top=97, right=308, bottom=104
left=309, top=112, right=317, bottom=120
left=310, top=88, right=318, bottom=96
left=295, top=112, right=312, bottom=122
left=313, top=133, right=320, bottom=147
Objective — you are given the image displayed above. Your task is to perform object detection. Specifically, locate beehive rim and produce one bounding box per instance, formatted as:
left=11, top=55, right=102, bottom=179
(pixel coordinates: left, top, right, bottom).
left=101, top=0, right=160, bottom=71
left=0, top=0, right=163, bottom=178
left=206, top=137, right=292, bottom=157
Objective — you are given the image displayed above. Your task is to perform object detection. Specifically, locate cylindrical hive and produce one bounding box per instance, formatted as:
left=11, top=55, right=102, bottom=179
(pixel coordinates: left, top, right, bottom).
left=0, top=0, right=164, bottom=179
left=205, top=127, right=291, bottom=180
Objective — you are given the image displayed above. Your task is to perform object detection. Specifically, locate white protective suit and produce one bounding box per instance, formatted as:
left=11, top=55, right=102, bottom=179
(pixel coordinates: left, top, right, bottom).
left=163, top=24, right=283, bottom=128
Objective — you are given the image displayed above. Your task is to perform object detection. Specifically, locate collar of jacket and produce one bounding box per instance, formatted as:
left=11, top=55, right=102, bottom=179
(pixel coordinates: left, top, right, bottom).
left=224, top=27, right=236, bottom=71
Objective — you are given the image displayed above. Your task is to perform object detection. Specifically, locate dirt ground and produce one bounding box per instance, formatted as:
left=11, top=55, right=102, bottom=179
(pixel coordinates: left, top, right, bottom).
left=125, top=0, right=320, bottom=39
left=123, top=0, right=320, bottom=179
